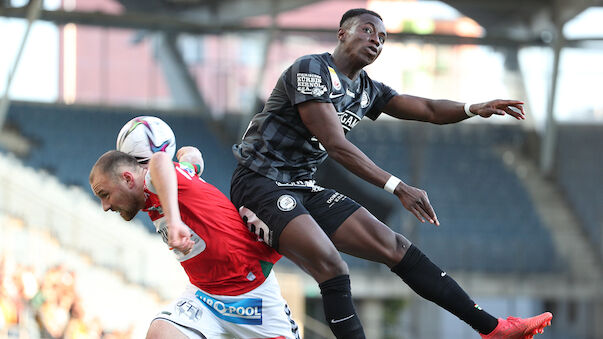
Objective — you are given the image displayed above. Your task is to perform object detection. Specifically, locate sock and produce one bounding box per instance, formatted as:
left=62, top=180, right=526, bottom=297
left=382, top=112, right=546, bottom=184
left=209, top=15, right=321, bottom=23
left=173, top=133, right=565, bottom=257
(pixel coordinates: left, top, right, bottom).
left=319, top=274, right=365, bottom=339
left=392, top=245, right=499, bottom=334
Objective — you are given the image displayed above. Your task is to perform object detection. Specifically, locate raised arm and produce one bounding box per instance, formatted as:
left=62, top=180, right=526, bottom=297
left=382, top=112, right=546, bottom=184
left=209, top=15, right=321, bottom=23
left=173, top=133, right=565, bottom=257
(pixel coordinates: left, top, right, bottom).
left=299, top=101, right=439, bottom=225
left=148, top=152, right=194, bottom=253
left=383, top=94, right=525, bottom=124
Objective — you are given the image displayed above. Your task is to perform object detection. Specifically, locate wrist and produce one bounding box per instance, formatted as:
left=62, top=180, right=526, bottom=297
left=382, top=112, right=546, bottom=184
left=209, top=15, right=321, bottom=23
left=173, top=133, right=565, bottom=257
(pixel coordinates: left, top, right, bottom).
left=384, top=175, right=401, bottom=194
left=464, top=103, right=476, bottom=117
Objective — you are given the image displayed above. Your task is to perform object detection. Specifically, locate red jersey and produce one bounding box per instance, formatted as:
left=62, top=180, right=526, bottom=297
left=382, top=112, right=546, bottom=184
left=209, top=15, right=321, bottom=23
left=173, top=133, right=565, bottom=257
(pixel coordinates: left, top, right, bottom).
left=142, top=162, right=282, bottom=295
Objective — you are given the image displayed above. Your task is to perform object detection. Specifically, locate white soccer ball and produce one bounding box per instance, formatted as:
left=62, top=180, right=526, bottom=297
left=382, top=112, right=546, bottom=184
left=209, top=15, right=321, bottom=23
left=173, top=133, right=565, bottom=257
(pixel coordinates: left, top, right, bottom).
left=116, top=116, right=176, bottom=163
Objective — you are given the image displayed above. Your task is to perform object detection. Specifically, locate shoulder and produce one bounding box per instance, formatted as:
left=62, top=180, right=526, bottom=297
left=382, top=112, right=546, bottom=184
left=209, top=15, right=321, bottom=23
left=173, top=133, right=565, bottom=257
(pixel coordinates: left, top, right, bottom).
left=288, top=53, right=330, bottom=73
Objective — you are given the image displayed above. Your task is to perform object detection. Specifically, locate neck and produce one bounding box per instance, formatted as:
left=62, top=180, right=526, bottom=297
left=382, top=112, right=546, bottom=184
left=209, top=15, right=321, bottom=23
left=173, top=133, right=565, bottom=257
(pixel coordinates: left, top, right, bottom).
left=332, top=46, right=364, bottom=80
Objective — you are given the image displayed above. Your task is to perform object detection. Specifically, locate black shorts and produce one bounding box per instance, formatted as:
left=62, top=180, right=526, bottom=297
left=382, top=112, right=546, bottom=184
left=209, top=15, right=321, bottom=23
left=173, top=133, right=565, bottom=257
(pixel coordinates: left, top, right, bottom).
left=230, top=165, right=361, bottom=251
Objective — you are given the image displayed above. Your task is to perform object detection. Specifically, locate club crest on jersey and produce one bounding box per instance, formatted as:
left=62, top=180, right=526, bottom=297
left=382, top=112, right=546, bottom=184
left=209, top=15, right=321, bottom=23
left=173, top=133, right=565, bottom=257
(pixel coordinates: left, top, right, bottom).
left=195, top=290, right=263, bottom=325
left=328, top=66, right=342, bottom=90
left=361, top=90, right=370, bottom=108
left=277, top=195, right=297, bottom=212
left=297, top=73, right=326, bottom=97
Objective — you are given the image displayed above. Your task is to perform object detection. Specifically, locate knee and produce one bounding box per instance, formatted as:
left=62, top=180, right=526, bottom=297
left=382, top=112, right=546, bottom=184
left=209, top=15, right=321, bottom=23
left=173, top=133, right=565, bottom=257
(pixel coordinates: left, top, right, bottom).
left=388, top=233, right=412, bottom=267
left=319, top=254, right=349, bottom=276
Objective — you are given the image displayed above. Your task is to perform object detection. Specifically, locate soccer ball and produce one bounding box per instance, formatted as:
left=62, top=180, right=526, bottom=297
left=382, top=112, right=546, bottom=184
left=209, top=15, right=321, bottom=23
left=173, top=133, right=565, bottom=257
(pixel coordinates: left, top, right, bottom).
left=116, top=116, right=176, bottom=163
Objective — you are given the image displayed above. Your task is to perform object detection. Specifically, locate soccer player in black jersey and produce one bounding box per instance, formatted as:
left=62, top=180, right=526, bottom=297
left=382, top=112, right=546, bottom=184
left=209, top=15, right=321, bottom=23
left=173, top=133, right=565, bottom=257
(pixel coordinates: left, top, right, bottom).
left=225, top=8, right=553, bottom=339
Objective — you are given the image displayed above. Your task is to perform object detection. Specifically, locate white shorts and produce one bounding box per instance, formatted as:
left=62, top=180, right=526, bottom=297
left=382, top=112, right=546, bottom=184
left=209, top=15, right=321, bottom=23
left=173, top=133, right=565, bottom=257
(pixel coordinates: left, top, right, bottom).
left=153, top=271, right=300, bottom=339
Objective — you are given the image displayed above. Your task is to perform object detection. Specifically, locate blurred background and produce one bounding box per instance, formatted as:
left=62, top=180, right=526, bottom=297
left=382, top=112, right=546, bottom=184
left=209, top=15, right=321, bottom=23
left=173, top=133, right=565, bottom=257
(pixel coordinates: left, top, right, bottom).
left=0, top=0, right=601, bottom=338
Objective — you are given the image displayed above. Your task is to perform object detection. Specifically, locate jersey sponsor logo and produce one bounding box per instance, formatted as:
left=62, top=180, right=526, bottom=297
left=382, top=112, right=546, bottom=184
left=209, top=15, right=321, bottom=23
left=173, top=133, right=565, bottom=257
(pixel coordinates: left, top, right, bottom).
left=361, top=90, right=369, bottom=108
left=296, top=73, right=326, bottom=97
left=346, top=88, right=356, bottom=98
left=329, top=92, right=344, bottom=99
left=195, top=290, right=263, bottom=325
left=326, top=192, right=346, bottom=207
left=154, top=217, right=207, bottom=261
left=338, top=110, right=361, bottom=132
left=328, top=66, right=342, bottom=90
left=277, top=195, right=297, bottom=212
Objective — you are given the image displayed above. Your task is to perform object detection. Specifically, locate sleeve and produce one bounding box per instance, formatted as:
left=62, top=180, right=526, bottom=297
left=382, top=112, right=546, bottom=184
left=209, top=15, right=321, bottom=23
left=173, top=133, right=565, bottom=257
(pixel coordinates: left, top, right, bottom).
left=282, top=55, right=332, bottom=107
left=145, top=162, right=196, bottom=195
left=365, top=79, right=398, bottom=121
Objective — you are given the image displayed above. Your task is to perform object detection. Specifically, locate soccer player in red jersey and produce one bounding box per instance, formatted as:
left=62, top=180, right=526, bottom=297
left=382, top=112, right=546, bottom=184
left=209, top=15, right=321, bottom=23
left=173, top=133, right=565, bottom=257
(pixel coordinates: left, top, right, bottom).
left=90, top=150, right=299, bottom=339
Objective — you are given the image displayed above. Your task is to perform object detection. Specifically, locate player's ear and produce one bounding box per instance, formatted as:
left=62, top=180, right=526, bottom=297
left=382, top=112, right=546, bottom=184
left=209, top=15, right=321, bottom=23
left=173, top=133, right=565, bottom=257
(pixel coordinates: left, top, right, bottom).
left=337, top=27, right=347, bottom=42
left=122, top=171, right=136, bottom=188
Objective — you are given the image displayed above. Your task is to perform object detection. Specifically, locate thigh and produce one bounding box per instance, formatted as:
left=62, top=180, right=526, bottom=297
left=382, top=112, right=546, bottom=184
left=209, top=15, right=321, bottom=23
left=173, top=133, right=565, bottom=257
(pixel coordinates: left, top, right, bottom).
left=278, top=214, right=349, bottom=282
left=152, top=287, right=225, bottom=339
left=147, top=319, right=202, bottom=339
left=330, top=207, right=412, bottom=268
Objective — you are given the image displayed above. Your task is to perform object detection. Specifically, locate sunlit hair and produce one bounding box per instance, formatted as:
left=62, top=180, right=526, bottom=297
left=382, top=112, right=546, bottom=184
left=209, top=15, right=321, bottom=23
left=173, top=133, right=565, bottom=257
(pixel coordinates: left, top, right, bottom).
left=90, top=150, right=140, bottom=182
left=339, top=8, right=382, bottom=28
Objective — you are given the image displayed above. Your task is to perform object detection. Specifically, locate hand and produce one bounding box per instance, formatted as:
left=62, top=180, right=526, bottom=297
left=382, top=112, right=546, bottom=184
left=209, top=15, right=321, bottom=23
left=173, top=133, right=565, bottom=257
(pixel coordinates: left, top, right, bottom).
left=167, top=220, right=195, bottom=255
left=470, top=100, right=525, bottom=120
left=176, top=146, right=204, bottom=175
left=396, top=182, right=440, bottom=226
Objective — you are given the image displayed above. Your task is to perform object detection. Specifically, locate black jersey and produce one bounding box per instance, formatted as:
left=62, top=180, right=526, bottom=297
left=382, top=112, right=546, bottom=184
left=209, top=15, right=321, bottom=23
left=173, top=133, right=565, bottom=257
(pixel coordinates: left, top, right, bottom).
left=233, top=52, right=397, bottom=182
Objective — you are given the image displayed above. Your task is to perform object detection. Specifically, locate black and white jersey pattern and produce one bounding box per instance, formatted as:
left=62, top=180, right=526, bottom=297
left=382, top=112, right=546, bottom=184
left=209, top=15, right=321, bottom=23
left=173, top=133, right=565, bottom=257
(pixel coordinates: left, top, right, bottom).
left=233, top=52, right=397, bottom=182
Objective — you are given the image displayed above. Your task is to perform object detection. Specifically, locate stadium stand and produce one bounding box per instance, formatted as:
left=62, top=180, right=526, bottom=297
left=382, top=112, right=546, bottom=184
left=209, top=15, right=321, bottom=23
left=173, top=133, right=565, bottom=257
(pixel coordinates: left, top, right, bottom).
left=0, top=152, right=191, bottom=337
left=556, top=124, right=603, bottom=260
left=344, top=121, right=560, bottom=273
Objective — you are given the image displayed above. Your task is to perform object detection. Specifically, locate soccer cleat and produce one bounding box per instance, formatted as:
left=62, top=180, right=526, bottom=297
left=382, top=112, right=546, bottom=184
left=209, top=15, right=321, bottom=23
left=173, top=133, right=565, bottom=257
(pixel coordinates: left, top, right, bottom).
left=480, top=312, right=553, bottom=339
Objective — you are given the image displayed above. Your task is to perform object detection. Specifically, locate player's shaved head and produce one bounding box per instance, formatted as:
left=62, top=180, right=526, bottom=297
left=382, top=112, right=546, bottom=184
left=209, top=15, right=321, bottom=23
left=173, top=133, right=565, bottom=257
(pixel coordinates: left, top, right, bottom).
left=90, top=150, right=140, bottom=183
left=339, top=8, right=382, bottom=29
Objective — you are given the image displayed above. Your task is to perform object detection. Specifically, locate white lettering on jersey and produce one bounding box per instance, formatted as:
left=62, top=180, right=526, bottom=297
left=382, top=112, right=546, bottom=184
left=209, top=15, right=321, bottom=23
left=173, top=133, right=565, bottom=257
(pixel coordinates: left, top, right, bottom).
left=346, top=88, right=356, bottom=98
left=154, top=216, right=206, bottom=262
left=297, top=73, right=326, bottom=97
left=337, top=110, right=361, bottom=132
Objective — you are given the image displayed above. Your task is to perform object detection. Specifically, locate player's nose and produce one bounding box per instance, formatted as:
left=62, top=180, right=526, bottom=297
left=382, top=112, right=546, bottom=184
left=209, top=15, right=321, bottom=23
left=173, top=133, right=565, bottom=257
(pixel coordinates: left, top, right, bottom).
left=101, top=200, right=111, bottom=212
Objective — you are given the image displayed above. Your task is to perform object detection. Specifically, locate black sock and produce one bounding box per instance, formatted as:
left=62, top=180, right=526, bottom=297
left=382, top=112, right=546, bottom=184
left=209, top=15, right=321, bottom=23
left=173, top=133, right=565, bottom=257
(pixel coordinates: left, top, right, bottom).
left=392, top=245, right=499, bottom=334
left=319, top=274, right=365, bottom=339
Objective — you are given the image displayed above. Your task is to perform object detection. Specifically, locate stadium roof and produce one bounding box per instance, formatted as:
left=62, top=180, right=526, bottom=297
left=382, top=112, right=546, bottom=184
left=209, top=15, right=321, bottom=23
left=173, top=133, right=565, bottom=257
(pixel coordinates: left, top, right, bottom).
left=1, top=0, right=601, bottom=47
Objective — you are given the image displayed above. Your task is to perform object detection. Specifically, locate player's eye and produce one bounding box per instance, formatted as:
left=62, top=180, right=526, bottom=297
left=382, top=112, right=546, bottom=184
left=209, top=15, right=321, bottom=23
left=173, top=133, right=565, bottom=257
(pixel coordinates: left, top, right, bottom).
left=364, top=27, right=372, bottom=34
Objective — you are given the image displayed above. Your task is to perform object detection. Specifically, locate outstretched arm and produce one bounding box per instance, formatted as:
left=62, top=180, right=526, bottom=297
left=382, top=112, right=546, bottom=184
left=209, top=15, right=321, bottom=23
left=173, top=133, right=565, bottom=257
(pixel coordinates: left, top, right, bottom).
left=148, top=152, right=195, bottom=254
left=299, top=101, right=439, bottom=225
left=382, top=94, right=525, bottom=124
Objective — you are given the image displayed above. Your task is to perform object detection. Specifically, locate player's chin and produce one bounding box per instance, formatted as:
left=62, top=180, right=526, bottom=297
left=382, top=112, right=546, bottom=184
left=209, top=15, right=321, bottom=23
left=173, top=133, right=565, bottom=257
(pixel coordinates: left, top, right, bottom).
left=119, top=210, right=138, bottom=221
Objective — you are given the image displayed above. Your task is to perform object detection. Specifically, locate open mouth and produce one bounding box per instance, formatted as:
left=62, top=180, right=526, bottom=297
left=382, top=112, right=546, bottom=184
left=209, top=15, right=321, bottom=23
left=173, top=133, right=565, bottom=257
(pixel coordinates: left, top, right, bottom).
left=366, top=46, right=378, bottom=56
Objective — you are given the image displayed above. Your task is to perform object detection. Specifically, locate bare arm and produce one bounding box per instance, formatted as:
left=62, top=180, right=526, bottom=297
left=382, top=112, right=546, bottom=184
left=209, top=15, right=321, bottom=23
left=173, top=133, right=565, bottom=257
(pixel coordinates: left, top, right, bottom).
left=298, top=101, right=439, bottom=225
left=148, top=152, right=194, bottom=253
left=383, top=94, right=525, bottom=124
